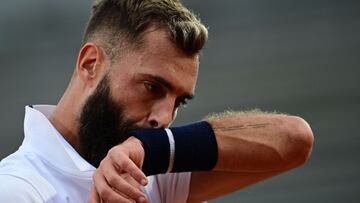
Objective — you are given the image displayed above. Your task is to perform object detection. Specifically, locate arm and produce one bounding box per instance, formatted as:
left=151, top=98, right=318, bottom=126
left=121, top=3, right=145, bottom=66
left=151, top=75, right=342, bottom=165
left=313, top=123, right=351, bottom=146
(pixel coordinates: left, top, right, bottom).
left=89, top=111, right=314, bottom=203
left=187, top=112, right=314, bottom=202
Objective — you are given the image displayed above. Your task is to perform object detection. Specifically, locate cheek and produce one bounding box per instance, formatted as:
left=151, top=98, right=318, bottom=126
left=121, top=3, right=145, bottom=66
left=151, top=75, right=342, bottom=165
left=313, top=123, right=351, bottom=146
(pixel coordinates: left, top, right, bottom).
left=110, top=78, right=158, bottom=124
left=114, top=89, right=153, bottom=123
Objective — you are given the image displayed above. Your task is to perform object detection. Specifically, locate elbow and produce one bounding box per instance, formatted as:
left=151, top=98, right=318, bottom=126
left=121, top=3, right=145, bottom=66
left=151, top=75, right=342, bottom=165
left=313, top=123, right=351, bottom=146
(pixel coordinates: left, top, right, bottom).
left=282, top=116, right=314, bottom=169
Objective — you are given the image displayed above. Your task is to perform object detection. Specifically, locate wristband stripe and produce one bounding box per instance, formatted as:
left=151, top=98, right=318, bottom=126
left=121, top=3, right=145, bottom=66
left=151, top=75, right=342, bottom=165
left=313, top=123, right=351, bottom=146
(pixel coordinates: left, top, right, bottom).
left=165, top=128, right=175, bottom=173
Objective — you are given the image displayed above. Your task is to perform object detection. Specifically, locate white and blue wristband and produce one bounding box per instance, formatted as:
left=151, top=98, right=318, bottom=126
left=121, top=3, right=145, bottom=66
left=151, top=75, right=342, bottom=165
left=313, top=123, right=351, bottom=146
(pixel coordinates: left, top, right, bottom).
left=129, top=121, right=218, bottom=176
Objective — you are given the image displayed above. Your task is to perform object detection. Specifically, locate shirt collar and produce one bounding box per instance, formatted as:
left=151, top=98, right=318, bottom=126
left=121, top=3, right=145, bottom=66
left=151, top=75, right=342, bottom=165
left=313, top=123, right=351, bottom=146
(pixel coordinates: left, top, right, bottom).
left=22, top=105, right=95, bottom=173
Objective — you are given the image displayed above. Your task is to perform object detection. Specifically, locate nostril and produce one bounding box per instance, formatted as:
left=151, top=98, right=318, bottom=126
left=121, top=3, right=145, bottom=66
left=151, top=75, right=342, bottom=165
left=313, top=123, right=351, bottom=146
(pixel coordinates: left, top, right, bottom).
left=150, top=120, right=158, bottom=128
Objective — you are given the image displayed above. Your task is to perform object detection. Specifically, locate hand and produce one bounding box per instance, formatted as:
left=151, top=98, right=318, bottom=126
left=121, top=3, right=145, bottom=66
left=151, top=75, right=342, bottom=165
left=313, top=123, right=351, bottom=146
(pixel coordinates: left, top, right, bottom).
left=88, top=137, right=149, bottom=203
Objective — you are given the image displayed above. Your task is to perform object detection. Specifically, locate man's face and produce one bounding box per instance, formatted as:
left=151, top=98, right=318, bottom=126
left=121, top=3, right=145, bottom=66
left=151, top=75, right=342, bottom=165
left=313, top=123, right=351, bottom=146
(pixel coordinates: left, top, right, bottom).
left=79, top=29, right=199, bottom=166
left=106, top=29, right=199, bottom=128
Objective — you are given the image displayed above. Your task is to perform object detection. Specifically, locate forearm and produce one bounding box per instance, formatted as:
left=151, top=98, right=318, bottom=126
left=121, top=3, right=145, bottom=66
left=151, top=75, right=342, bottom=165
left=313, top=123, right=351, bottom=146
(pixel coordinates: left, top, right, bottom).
left=127, top=111, right=314, bottom=175
left=92, top=112, right=314, bottom=203
left=206, top=112, right=314, bottom=172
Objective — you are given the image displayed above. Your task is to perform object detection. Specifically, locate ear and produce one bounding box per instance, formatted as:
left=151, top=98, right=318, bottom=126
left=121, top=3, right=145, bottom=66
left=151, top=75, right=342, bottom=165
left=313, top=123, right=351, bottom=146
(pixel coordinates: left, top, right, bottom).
left=76, top=43, right=107, bottom=86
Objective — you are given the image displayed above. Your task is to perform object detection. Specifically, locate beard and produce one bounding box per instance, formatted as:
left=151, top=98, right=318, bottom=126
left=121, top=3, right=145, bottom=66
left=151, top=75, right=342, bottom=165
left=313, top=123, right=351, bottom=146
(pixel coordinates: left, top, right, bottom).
left=78, top=74, right=137, bottom=167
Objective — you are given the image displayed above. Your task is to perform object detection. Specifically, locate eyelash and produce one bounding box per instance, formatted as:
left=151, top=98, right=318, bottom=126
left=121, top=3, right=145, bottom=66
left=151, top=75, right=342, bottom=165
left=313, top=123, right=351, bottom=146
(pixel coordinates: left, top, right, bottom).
left=176, top=99, right=188, bottom=108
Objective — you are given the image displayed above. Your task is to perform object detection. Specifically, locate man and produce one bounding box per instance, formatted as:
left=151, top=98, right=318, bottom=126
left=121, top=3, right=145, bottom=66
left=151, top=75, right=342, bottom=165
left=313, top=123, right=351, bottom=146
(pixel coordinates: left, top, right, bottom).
left=0, top=0, right=314, bottom=202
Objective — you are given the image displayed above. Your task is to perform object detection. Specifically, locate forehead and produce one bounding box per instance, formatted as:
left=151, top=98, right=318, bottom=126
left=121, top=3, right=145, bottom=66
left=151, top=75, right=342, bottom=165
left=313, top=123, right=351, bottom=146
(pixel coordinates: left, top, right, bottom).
left=142, top=28, right=198, bottom=68
left=140, top=28, right=199, bottom=73
left=110, top=28, right=199, bottom=92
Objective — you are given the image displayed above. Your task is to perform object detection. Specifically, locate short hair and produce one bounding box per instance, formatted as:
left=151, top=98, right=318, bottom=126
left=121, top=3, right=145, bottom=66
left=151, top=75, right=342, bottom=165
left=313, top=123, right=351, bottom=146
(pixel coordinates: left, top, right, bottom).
left=83, top=0, right=208, bottom=60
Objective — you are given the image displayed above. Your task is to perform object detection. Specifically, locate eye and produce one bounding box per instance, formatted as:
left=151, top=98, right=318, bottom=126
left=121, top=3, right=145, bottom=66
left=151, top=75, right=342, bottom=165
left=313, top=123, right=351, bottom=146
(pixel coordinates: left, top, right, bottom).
left=144, top=81, right=159, bottom=92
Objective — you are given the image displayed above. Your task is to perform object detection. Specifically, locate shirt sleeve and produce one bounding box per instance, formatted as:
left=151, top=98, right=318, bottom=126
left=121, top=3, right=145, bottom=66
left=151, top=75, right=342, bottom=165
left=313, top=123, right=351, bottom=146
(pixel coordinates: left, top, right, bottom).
left=0, top=174, right=44, bottom=203
left=154, top=172, right=192, bottom=203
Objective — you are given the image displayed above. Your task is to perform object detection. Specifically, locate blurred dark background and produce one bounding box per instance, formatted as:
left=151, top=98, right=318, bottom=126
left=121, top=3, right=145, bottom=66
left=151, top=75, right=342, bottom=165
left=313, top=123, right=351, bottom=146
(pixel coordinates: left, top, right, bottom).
left=1, top=0, right=359, bottom=202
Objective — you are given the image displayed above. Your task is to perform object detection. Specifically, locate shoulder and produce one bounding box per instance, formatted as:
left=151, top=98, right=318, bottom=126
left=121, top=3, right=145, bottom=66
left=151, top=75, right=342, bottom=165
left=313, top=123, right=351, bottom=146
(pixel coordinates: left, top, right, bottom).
left=0, top=152, right=57, bottom=202
left=0, top=174, right=43, bottom=202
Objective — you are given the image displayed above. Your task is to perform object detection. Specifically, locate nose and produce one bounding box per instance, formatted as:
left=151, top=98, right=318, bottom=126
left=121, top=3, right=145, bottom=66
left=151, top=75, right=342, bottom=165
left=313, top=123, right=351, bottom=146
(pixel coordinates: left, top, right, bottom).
left=148, top=99, right=176, bottom=128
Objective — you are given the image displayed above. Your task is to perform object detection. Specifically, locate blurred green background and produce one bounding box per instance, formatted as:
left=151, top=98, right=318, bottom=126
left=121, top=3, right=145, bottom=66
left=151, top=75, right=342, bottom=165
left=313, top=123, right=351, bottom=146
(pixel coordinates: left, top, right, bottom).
left=1, top=0, right=359, bottom=202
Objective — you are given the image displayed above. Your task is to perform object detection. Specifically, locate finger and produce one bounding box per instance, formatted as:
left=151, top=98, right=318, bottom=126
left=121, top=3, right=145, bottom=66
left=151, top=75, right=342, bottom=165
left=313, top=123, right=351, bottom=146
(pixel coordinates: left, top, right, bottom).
left=123, top=157, right=148, bottom=186
left=121, top=174, right=149, bottom=203
left=93, top=170, right=135, bottom=203
left=113, top=153, right=148, bottom=186
left=115, top=188, right=148, bottom=203
left=88, top=185, right=101, bottom=203
left=102, top=160, right=147, bottom=201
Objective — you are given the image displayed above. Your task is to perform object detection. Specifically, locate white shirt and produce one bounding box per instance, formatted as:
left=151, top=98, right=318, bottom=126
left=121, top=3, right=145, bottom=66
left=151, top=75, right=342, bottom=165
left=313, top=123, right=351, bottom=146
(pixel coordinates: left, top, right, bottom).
left=0, top=105, right=191, bottom=203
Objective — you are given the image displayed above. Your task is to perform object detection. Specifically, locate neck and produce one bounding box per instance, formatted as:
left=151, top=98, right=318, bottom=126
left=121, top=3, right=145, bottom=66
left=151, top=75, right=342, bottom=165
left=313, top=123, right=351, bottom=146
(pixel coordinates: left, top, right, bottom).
left=49, top=85, right=85, bottom=155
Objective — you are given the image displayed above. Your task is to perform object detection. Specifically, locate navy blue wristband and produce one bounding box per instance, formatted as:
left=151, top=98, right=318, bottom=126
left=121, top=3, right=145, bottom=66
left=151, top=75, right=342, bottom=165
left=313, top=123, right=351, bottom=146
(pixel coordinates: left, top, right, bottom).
left=171, top=121, right=218, bottom=172
left=129, top=128, right=170, bottom=176
left=129, top=121, right=218, bottom=176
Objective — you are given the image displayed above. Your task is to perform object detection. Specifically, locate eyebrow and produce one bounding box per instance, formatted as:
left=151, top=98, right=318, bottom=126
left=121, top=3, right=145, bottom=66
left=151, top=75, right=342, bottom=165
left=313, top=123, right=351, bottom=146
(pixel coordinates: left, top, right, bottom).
left=139, top=73, right=195, bottom=100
